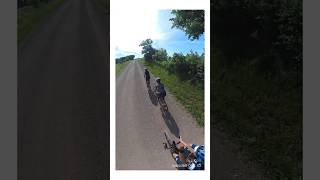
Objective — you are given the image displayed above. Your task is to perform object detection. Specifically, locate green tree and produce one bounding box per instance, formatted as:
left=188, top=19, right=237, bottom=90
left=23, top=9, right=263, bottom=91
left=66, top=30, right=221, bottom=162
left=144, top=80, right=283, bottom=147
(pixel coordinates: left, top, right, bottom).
left=127, top=55, right=135, bottom=60
left=185, top=51, right=203, bottom=81
left=154, top=48, right=168, bottom=61
left=139, top=39, right=156, bottom=61
left=212, top=0, right=302, bottom=73
left=116, top=55, right=135, bottom=64
left=170, top=10, right=204, bottom=40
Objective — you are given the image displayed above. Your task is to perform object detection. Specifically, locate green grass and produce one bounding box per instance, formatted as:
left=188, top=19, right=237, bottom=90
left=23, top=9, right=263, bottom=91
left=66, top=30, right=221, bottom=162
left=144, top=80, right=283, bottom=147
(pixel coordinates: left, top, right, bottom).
left=142, top=60, right=204, bottom=127
left=18, top=0, right=65, bottom=44
left=116, top=61, right=130, bottom=75
left=212, top=48, right=302, bottom=179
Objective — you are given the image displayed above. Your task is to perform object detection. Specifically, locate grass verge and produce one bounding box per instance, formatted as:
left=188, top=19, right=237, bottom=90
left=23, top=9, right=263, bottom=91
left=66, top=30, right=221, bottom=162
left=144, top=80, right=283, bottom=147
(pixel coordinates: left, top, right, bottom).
left=18, top=0, right=65, bottom=44
left=212, top=48, right=302, bottom=179
left=142, top=60, right=204, bottom=127
left=116, top=61, right=130, bottom=75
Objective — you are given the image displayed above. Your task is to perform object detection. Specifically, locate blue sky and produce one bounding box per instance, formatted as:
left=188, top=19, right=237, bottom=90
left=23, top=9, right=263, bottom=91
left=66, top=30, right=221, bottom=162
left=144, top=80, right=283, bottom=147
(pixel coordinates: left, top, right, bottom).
left=115, top=10, right=204, bottom=58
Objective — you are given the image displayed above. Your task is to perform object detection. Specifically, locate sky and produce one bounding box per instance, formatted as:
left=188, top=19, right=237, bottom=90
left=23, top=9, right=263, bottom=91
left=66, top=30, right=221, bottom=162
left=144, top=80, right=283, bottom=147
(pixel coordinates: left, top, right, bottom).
left=114, top=10, right=204, bottom=59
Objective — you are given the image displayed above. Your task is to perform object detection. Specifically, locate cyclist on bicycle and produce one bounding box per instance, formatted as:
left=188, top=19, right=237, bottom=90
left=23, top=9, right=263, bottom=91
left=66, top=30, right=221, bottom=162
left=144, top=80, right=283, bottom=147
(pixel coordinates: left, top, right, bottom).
left=144, top=68, right=150, bottom=86
left=154, top=77, right=166, bottom=101
left=172, top=136, right=204, bottom=170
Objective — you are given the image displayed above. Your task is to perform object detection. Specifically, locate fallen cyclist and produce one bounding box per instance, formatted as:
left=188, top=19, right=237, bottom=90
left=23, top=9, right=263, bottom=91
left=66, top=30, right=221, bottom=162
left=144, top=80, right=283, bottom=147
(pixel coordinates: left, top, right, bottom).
left=171, top=136, right=205, bottom=170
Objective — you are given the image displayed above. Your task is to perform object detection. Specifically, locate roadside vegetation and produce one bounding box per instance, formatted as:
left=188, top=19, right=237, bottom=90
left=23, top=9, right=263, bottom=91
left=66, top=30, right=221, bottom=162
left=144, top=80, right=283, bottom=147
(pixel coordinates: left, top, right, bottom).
left=95, top=0, right=109, bottom=12
left=138, top=10, right=205, bottom=126
left=212, top=1, right=302, bottom=179
left=18, top=0, right=65, bottom=44
left=116, top=55, right=135, bottom=75
left=142, top=53, right=204, bottom=127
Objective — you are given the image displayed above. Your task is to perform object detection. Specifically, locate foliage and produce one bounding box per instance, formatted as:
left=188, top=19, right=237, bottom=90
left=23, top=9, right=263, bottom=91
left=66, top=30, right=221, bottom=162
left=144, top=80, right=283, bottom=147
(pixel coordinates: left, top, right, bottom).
left=170, top=10, right=204, bottom=40
left=159, top=52, right=204, bottom=84
left=212, top=50, right=302, bottom=179
left=212, top=0, right=302, bottom=75
left=153, top=48, right=168, bottom=61
left=143, top=60, right=204, bottom=126
left=185, top=51, right=204, bottom=83
left=138, top=40, right=205, bottom=125
left=116, top=55, right=135, bottom=64
left=139, top=39, right=156, bottom=61
left=138, top=40, right=204, bottom=84
left=96, top=0, right=109, bottom=11
left=211, top=0, right=302, bottom=179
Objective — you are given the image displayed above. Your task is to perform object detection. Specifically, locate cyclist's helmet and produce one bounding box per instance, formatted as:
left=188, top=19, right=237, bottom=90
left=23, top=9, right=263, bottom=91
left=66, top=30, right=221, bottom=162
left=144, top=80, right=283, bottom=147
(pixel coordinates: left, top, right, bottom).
left=144, top=68, right=147, bottom=71
left=156, top=77, right=161, bottom=83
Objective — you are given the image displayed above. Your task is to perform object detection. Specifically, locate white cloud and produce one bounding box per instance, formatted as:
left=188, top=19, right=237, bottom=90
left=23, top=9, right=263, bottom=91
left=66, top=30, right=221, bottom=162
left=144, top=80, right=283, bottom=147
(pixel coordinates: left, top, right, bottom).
left=113, top=9, right=164, bottom=57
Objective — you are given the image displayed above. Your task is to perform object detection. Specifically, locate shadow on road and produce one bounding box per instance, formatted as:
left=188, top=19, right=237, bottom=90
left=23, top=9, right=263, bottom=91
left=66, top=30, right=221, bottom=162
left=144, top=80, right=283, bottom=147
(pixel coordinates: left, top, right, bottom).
left=147, top=87, right=158, bottom=106
left=162, top=111, right=180, bottom=138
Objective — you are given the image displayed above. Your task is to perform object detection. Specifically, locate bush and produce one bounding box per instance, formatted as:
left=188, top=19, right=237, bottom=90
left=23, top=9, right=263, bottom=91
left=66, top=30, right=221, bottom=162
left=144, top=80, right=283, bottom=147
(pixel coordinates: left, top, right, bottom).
left=171, top=53, right=189, bottom=80
left=154, top=48, right=168, bottom=61
left=157, top=51, right=204, bottom=85
left=185, top=51, right=204, bottom=83
left=141, top=41, right=204, bottom=85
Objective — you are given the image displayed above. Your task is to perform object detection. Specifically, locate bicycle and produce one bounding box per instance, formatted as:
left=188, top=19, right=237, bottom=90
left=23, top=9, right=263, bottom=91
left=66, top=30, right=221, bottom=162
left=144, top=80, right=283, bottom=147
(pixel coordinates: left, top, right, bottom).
left=163, top=133, right=202, bottom=170
left=163, top=132, right=179, bottom=154
left=154, top=90, right=168, bottom=112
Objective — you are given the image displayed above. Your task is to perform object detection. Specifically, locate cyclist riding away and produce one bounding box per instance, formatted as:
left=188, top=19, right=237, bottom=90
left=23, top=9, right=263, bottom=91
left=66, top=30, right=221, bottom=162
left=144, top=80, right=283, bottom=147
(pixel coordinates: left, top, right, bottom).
left=172, top=136, right=204, bottom=170
left=154, top=77, right=166, bottom=101
left=154, top=77, right=168, bottom=111
left=144, top=68, right=150, bottom=87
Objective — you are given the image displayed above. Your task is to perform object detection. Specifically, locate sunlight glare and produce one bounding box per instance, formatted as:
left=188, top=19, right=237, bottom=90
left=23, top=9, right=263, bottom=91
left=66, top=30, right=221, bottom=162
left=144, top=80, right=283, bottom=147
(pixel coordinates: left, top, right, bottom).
left=113, top=8, right=163, bottom=56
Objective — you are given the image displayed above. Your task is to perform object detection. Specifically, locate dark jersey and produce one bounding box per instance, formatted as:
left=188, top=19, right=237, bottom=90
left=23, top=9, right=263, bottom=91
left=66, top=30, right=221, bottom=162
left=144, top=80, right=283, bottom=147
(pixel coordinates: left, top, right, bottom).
left=155, top=82, right=166, bottom=97
left=155, top=83, right=165, bottom=93
left=144, top=71, right=150, bottom=79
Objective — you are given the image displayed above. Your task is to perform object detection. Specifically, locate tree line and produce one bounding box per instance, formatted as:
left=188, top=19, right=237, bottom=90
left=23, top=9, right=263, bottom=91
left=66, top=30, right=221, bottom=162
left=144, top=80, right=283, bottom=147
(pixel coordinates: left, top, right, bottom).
left=213, top=0, right=302, bottom=80
left=139, top=39, right=204, bottom=84
left=116, top=55, right=135, bottom=64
